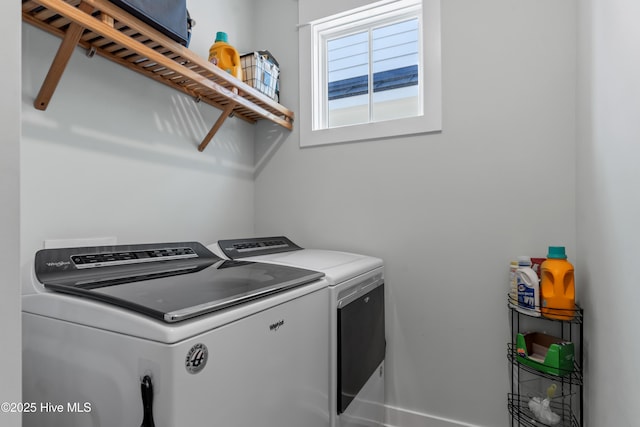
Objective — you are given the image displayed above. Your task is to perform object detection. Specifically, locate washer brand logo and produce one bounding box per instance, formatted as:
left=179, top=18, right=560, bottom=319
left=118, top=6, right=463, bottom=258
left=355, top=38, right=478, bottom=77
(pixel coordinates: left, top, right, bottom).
left=185, top=343, right=208, bottom=374
left=46, top=261, right=71, bottom=268
left=269, top=319, right=285, bottom=331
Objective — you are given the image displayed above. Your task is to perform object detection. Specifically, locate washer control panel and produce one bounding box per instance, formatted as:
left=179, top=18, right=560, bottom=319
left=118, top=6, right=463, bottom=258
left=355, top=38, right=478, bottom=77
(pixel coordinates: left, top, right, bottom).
left=35, top=242, right=217, bottom=286
left=71, top=247, right=197, bottom=269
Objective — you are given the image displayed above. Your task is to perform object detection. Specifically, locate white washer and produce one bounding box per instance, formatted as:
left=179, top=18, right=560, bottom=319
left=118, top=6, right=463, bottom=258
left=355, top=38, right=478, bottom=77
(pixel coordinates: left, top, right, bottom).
left=213, top=237, right=386, bottom=427
left=22, top=242, right=330, bottom=427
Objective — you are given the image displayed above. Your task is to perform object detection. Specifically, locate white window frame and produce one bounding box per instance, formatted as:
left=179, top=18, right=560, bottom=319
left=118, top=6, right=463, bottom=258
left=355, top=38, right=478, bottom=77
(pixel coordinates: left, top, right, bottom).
left=299, top=0, right=441, bottom=147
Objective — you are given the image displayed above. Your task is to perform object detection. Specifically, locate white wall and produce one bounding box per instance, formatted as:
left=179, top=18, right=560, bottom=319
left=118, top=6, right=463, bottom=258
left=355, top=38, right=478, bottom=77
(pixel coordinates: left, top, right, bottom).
left=577, top=0, right=640, bottom=425
left=20, top=1, right=257, bottom=278
left=255, top=1, right=577, bottom=426
left=0, top=2, right=22, bottom=426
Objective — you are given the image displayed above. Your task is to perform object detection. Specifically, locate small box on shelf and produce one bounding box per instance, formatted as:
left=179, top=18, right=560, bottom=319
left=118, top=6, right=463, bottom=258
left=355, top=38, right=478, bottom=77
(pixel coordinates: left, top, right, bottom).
left=517, top=332, right=574, bottom=376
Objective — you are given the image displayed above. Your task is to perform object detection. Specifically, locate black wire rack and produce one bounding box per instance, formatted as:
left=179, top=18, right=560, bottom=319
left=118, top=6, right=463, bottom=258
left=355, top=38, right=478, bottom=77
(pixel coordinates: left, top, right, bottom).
left=508, top=299, right=583, bottom=427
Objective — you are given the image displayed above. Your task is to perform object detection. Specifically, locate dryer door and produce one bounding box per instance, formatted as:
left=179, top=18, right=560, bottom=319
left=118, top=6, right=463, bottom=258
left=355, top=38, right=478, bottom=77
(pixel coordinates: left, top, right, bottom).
left=337, top=283, right=385, bottom=413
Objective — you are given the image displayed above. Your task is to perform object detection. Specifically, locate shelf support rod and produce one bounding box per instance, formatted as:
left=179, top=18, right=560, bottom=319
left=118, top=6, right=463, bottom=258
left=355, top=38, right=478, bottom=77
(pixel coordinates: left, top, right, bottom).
left=198, top=102, right=237, bottom=152
left=34, top=1, right=94, bottom=111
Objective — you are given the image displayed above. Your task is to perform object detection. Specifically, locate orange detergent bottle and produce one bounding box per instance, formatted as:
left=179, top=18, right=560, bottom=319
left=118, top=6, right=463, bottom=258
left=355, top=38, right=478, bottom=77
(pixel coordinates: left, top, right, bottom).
left=540, top=246, right=575, bottom=320
left=208, top=32, right=242, bottom=80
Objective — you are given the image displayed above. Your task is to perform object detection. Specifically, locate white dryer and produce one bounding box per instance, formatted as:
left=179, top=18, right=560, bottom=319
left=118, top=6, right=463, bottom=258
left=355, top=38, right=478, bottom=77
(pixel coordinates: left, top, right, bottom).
left=213, top=236, right=386, bottom=427
left=22, top=242, right=330, bottom=427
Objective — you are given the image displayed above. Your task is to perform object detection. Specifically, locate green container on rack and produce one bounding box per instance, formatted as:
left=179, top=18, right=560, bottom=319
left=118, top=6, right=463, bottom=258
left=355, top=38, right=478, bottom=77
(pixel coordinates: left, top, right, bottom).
left=516, top=332, right=574, bottom=376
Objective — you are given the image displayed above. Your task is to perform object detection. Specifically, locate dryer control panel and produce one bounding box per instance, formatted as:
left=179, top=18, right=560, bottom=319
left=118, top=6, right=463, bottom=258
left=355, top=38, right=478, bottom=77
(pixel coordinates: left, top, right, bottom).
left=219, top=236, right=302, bottom=259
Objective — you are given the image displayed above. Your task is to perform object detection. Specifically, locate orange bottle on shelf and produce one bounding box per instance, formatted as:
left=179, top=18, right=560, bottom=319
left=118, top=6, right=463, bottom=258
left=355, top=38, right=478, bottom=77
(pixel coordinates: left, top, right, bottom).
left=208, top=32, right=243, bottom=80
left=540, top=246, right=575, bottom=320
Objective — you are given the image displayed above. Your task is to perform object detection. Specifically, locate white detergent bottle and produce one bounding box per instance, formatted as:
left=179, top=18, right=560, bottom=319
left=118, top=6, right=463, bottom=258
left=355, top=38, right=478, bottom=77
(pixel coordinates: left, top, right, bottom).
left=508, top=260, right=519, bottom=308
left=516, top=256, right=541, bottom=317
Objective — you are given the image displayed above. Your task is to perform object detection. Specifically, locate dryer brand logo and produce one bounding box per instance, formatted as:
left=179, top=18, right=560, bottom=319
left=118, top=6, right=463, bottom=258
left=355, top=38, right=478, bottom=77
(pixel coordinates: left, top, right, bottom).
left=46, top=261, right=71, bottom=268
left=185, top=343, right=208, bottom=374
left=269, top=319, right=285, bottom=331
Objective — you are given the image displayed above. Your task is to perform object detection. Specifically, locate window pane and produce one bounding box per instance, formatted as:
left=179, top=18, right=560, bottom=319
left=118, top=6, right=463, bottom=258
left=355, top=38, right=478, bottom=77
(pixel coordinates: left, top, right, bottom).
left=327, top=31, right=369, bottom=128
left=328, top=94, right=370, bottom=128
left=372, top=19, right=420, bottom=122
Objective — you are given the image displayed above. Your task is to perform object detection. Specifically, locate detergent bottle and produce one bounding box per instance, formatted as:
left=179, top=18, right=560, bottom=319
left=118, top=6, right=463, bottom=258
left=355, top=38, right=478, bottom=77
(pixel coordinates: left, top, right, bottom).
left=516, top=256, right=541, bottom=317
left=508, top=260, right=518, bottom=308
left=208, top=32, right=242, bottom=80
left=540, top=246, right=575, bottom=320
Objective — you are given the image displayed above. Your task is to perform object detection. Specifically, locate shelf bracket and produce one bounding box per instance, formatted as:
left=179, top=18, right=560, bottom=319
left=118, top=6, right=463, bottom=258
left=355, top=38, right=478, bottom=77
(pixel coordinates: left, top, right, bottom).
left=86, top=46, right=97, bottom=58
left=34, top=1, right=94, bottom=111
left=100, top=12, right=114, bottom=27
left=198, top=102, right=237, bottom=152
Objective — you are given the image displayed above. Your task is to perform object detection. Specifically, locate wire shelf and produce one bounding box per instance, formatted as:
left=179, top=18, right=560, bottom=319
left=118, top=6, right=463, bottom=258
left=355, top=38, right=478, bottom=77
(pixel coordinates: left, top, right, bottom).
left=508, top=393, right=580, bottom=427
left=508, top=344, right=583, bottom=386
left=508, top=295, right=583, bottom=324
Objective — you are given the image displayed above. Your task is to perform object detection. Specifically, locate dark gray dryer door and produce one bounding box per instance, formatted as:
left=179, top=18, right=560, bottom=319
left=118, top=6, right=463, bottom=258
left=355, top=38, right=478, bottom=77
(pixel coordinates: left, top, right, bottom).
left=337, top=283, right=385, bottom=413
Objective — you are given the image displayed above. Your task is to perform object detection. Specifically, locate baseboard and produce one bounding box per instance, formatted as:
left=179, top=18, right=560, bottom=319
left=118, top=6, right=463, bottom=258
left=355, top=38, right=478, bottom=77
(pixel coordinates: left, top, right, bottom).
left=384, top=405, right=484, bottom=427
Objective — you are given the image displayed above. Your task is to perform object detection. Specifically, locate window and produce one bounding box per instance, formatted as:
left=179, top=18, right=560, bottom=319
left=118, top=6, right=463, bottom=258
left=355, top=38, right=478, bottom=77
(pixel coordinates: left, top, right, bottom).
left=299, top=0, right=441, bottom=147
left=326, top=12, right=420, bottom=128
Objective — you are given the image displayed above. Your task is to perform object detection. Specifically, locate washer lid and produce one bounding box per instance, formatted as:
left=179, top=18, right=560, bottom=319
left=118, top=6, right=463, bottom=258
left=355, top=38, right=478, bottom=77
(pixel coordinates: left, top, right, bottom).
left=35, top=242, right=324, bottom=323
left=249, top=249, right=370, bottom=271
